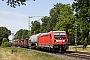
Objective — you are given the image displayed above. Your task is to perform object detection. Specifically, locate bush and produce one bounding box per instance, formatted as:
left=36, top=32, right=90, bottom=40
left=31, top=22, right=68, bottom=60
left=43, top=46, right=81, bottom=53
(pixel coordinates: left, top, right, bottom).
left=1, top=42, right=12, bottom=48
left=2, top=38, right=8, bottom=43
left=1, top=38, right=11, bottom=48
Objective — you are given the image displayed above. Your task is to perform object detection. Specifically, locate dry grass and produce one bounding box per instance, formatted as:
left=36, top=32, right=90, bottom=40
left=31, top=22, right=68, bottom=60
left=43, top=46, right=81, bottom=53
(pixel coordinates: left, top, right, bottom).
left=67, top=45, right=90, bottom=52
left=0, top=47, right=64, bottom=60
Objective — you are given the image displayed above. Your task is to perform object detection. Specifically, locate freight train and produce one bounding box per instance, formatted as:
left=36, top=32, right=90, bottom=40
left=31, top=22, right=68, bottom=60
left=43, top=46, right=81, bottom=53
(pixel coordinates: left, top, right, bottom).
left=12, top=31, right=68, bottom=52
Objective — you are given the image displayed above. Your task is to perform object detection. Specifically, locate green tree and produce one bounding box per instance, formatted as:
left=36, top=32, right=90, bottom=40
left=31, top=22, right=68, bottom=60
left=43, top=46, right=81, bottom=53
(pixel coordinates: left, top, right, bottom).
left=0, top=27, right=11, bottom=45
left=40, top=3, right=63, bottom=33
left=2, top=0, right=35, bottom=8
left=49, top=3, right=60, bottom=30
left=13, top=29, right=29, bottom=40
left=40, top=16, right=51, bottom=33
left=51, top=3, right=75, bottom=45
left=31, top=20, right=40, bottom=35
left=55, top=3, right=74, bottom=32
left=72, top=0, right=90, bottom=45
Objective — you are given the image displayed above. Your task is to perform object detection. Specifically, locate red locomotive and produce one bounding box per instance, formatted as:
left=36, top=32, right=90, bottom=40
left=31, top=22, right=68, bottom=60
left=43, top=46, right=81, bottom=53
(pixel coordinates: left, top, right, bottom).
left=12, top=31, right=68, bottom=52
left=29, top=31, right=68, bottom=52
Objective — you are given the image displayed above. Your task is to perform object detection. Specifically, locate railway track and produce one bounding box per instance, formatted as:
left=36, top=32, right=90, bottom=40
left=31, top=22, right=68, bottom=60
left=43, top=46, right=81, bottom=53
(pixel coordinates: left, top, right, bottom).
left=63, top=51, right=90, bottom=60
left=29, top=49, right=90, bottom=60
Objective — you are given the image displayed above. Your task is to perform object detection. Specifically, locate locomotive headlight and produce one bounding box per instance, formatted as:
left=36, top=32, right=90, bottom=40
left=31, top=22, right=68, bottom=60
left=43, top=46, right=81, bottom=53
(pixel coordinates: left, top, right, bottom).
left=55, top=40, right=59, bottom=42
left=63, top=40, right=66, bottom=42
left=56, top=40, right=59, bottom=42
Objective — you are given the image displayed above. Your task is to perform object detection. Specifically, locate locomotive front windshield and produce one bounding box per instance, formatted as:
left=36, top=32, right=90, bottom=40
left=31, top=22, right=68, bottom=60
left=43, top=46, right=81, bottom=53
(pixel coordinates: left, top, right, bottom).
left=54, top=33, right=66, bottom=38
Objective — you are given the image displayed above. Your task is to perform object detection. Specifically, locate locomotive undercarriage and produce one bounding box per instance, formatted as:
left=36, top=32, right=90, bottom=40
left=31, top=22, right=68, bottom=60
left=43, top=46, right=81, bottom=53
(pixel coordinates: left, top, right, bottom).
left=50, top=44, right=68, bottom=52
left=37, top=44, right=68, bottom=53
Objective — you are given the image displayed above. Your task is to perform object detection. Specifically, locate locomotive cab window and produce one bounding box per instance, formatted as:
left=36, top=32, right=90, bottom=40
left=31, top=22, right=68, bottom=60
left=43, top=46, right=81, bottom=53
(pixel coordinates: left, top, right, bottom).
left=54, top=35, right=66, bottom=38
left=54, top=33, right=66, bottom=38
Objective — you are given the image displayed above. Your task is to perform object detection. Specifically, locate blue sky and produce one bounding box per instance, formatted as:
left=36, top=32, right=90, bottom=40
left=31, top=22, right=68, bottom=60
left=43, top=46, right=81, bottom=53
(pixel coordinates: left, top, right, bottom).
left=0, top=0, right=73, bottom=39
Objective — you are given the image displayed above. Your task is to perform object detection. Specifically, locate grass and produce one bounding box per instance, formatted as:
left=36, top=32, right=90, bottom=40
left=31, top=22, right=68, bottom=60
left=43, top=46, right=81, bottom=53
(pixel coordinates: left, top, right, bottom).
left=2, top=45, right=90, bottom=60
left=1, top=45, right=90, bottom=60
left=0, top=46, right=65, bottom=60
left=67, top=45, right=90, bottom=52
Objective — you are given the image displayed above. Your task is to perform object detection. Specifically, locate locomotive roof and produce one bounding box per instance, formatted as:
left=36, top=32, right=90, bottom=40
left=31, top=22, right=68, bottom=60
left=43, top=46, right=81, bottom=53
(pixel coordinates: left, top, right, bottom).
left=29, top=31, right=66, bottom=37
left=39, top=32, right=50, bottom=36
left=39, top=31, right=66, bottom=36
left=53, top=31, right=66, bottom=33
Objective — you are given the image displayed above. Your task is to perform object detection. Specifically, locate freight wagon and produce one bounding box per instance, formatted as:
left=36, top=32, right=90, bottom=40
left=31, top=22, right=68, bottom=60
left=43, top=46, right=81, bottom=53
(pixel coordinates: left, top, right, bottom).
left=23, top=38, right=29, bottom=48
left=12, top=38, right=29, bottom=48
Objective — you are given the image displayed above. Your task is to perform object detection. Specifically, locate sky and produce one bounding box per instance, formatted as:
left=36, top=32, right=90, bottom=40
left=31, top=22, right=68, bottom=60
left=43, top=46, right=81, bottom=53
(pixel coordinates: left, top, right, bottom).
left=0, top=0, right=74, bottom=40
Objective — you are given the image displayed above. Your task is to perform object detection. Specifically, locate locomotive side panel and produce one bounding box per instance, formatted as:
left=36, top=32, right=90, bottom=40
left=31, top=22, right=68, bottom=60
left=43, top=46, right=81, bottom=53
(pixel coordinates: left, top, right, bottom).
left=38, top=34, right=50, bottom=45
